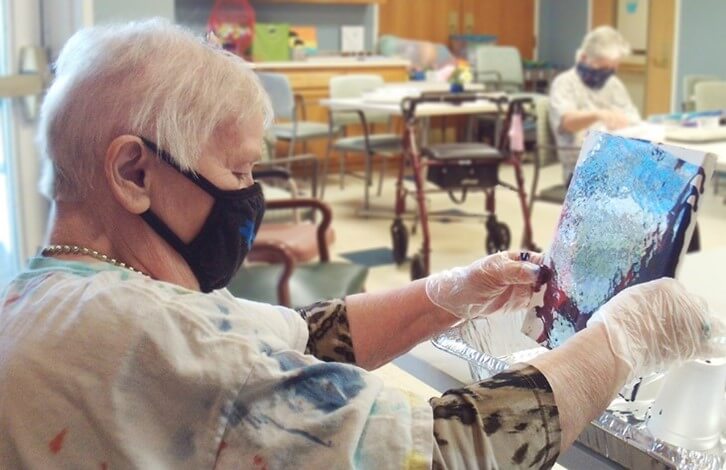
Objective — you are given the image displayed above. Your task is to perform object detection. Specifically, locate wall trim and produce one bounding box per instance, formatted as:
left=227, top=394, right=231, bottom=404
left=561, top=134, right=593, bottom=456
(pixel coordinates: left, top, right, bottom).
left=533, top=0, right=540, bottom=59
left=587, top=0, right=593, bottom=31
left=670, top=0, right=681, bottom=113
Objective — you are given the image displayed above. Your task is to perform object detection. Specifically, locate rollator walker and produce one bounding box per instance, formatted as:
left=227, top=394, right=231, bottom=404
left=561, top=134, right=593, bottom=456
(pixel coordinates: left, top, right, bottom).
left=390, top=92, right=538, bottom=280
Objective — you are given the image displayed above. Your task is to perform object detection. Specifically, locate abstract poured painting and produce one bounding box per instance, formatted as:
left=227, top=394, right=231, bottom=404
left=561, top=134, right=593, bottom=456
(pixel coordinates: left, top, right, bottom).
left=522, top=131, right=716, bottom=348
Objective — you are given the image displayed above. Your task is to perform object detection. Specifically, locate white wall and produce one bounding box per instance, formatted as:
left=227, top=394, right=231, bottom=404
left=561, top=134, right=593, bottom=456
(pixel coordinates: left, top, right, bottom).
left=42, top=0, right=175, bottom=60
left=672, top=0, right=726, bottom=111
left=93, top=0, right=174, bottom=24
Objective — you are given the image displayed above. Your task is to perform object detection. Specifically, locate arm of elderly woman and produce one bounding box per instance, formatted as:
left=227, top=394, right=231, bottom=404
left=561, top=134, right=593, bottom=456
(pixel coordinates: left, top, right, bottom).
left=297, top=270, right=719, bottom=467
left=296, top=298, right=619, bottom=464
left=295, top=279, right=459, bottom=368
left=296, top=251, right=543, bottom=370
left=430, top=279, right=718, bottom=468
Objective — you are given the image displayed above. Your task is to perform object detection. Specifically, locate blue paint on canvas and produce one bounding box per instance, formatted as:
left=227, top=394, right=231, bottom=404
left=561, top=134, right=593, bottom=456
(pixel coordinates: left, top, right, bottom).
left=530, top=132, right=706, bottom=348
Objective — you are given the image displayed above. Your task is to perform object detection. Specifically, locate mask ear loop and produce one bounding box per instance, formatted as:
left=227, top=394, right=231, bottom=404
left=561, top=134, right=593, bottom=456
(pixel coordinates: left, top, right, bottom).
left=138, top=136, right=261, bottom=198
left=138, top=210, right=191, bottom=259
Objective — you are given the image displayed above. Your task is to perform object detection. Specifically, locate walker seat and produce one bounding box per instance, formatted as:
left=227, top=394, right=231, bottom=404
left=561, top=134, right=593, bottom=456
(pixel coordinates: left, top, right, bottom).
left=423, top=143, right=504, bottom=189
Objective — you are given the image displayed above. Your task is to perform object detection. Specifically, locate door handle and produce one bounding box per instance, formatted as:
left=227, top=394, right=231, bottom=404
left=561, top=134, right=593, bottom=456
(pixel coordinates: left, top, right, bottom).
left=0, top=46, right=49, bottom=121
left=0, top=74, right=43, bottom=97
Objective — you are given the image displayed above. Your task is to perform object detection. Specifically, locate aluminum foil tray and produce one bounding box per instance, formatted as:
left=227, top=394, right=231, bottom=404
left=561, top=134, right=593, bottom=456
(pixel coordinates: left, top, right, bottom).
left=432, top=324, right=725, bottom=470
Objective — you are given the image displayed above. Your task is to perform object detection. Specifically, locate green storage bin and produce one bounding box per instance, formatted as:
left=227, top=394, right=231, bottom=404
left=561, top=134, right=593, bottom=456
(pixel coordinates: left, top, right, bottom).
left=253, top=23, right=290, bottom=62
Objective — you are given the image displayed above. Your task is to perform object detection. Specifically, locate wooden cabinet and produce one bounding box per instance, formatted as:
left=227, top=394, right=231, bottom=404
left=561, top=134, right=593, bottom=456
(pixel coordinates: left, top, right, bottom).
left=378, top=0, right=458, bottom=46
left=645, top=0, right=675, bottom=115
left=261, top=0, right=386, bottom=3
left=378, top=0, right=535, bottom=60
left=460, top=0, right=535, bottom=59
left=591, top=0, right=617, bottom=27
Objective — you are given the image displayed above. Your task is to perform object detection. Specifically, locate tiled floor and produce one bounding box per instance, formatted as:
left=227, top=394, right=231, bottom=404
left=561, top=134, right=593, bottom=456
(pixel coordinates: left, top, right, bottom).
left=320, top=159, right=726, bottom=294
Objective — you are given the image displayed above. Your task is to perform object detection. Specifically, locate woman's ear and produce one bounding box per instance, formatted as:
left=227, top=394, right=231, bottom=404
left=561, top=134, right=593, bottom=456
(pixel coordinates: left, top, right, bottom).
left=104, top=135, right=153, bottom=214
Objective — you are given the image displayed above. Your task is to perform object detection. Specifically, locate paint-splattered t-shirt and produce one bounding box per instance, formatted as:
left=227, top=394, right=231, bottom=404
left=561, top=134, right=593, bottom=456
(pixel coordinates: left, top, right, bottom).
left=548, top=67, right=641, bottom=182
left=0, top=257, right=433, bottom=469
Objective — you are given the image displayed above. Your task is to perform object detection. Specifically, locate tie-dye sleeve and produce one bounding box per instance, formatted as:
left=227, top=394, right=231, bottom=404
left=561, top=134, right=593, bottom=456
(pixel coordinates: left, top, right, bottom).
left=430, top=364, right=561, bottom=470
left=296, top=299, right=357, bottom=364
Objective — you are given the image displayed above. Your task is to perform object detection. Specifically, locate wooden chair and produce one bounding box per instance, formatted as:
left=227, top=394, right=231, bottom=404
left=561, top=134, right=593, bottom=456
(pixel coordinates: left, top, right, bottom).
left=228, top=198, right=368, bottom=307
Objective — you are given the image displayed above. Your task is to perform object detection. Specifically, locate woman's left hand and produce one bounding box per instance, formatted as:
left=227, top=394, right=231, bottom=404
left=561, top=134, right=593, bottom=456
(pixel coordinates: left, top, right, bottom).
left=425, top=251, right=546, bottom=320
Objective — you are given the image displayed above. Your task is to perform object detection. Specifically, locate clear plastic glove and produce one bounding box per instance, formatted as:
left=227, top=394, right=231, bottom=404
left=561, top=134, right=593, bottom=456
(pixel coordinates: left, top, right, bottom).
left=598, top=109, right=630, bottom=130
left=425, top=251, right=546, bottom=320
left=588, top=278, right=726, bottom=383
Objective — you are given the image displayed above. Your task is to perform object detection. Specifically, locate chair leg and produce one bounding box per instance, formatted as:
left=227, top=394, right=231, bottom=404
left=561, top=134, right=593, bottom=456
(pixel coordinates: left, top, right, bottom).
left=363, top=151, right=372, bottom=210
left=339, top=152, right=347, bottom=190
left=377, top=155, right=386, bottom=196
left=320, top=140, right=332, bottom=200
left=287, top=135, right=296, bottom=163
left=714, top=173, right=720, bottom=195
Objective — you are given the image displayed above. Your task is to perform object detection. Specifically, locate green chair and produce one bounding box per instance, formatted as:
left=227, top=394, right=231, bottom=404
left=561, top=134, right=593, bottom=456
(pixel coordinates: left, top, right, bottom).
left=228, top=198, right=368, bottom=308
left=321, top=74, right=402, bottom=207
left=529, top=96, right=578, bottom=206
left=258, top=72, right=333, bottom=158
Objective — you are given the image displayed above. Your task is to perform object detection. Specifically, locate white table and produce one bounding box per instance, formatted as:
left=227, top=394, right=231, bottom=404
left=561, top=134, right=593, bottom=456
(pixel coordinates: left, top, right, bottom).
left=379, top=81, right=486, bottom=93
left=616, top=122, right=726, bottom=169
left=319, top=95, right=501, bottom=118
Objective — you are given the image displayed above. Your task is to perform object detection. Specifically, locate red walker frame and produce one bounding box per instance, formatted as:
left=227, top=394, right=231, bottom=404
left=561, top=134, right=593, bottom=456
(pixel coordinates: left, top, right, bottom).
left=391, top=93, right=538, bottom=279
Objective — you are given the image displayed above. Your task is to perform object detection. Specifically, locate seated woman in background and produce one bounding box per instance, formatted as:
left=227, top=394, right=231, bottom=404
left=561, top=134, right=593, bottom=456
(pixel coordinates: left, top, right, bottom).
left=0, top=20, right=721, bottom=469
left=549, top=25, right=641, bottom=185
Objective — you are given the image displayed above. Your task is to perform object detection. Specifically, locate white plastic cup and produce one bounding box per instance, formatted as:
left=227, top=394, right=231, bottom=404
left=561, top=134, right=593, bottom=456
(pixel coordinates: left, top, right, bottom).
left=646, top=357, right=726, bottom=451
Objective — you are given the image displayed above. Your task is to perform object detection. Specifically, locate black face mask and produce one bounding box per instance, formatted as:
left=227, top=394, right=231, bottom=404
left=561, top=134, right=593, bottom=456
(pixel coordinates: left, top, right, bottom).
left=139, top=137, right=265, bottom=293
left=576, top=62, right=615, bottom=90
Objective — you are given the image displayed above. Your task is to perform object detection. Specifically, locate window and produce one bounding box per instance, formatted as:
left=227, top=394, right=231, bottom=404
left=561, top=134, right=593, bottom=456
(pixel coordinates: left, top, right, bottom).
left=0, top=0, right=20, bottom=287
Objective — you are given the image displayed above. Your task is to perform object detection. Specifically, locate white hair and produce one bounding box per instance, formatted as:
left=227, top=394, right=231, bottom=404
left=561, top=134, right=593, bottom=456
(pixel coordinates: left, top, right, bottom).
left=37, top=18, right=273, bottom=201
left=576, top=26, right=631, bottom=63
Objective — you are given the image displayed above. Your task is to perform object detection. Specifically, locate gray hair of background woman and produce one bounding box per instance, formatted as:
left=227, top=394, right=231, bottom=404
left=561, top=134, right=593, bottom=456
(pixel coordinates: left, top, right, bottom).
left=37, top=19, right=273, bottom=202
left=575, top=25, right=631, bottom=63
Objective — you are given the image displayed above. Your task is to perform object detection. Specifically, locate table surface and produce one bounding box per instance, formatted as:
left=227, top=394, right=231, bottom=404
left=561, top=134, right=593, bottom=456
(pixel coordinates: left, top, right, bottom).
left=250, top=58, right=411, bottom=70
left=320, top=96, right=501, bottom=117
left=616, top=122, right=726, bottom=167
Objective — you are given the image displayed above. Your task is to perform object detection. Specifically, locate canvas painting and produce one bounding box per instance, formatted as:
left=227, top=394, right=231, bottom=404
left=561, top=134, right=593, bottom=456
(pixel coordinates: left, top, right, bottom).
left=522, top=131, right=716, bottom=348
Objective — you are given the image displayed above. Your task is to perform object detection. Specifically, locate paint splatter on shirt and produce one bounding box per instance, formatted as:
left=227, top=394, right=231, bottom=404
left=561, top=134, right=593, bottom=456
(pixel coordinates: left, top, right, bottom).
left=0, top=257, right=432, bottom=468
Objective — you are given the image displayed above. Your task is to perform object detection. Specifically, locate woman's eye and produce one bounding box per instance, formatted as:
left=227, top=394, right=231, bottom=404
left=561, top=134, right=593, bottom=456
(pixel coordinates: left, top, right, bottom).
left=233, top=172, right=252, bottom=184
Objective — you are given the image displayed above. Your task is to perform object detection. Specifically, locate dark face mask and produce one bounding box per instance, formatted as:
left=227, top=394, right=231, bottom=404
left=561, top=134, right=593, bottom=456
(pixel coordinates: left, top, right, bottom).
left=576, top=62, right=615, bottom=90
left=139, top=137, right=265, bottom=293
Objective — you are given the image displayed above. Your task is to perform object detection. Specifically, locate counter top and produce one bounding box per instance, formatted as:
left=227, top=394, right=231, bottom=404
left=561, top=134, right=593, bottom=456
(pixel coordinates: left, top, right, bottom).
left=251, top=58, right=410, bottom=70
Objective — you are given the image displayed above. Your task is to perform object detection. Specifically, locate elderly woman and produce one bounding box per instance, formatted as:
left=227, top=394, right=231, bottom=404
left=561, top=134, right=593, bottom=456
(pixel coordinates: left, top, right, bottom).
left=0, top=21, right=721, bottom=469
left=549, top=26, right=641, bottom=185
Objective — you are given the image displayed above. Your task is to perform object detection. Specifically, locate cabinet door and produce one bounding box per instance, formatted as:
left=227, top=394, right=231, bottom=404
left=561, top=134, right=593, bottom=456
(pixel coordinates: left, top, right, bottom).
left=378, top=0, right=460, bottom=46
left=591, top=0, right=617, bottom=27
left=645, top=0, right=675, bottom=115
left=460, top=0, right=535, bottom=59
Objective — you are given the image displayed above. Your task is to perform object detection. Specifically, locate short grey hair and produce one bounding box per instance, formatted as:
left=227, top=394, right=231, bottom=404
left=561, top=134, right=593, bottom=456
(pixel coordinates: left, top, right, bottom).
left=576, top=26, right=631, bottom=63
left=38, top=19, right=273, bottom=201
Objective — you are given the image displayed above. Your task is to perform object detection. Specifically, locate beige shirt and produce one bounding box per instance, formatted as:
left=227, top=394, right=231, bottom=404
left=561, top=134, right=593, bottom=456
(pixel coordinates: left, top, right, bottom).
left=0, top=258, right=433, bottom=469
left=549, top=67, right=641, bottom=182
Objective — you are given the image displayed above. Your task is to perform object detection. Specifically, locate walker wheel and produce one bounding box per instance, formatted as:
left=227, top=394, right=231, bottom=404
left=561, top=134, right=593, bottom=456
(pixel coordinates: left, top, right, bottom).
left=485, top=222, right=511, bottom=254
left=410, top=253, right=427, bottom=280
left=391, top=218, right=409, bottom=265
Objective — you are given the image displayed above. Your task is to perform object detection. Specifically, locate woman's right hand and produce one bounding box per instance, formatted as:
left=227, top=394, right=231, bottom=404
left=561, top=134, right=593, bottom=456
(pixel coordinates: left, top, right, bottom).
left=425, top=251, right=545, bottom=320
left=588, top=278, right=725, bottom=382
left=598, top=109, right=630, bottom=130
